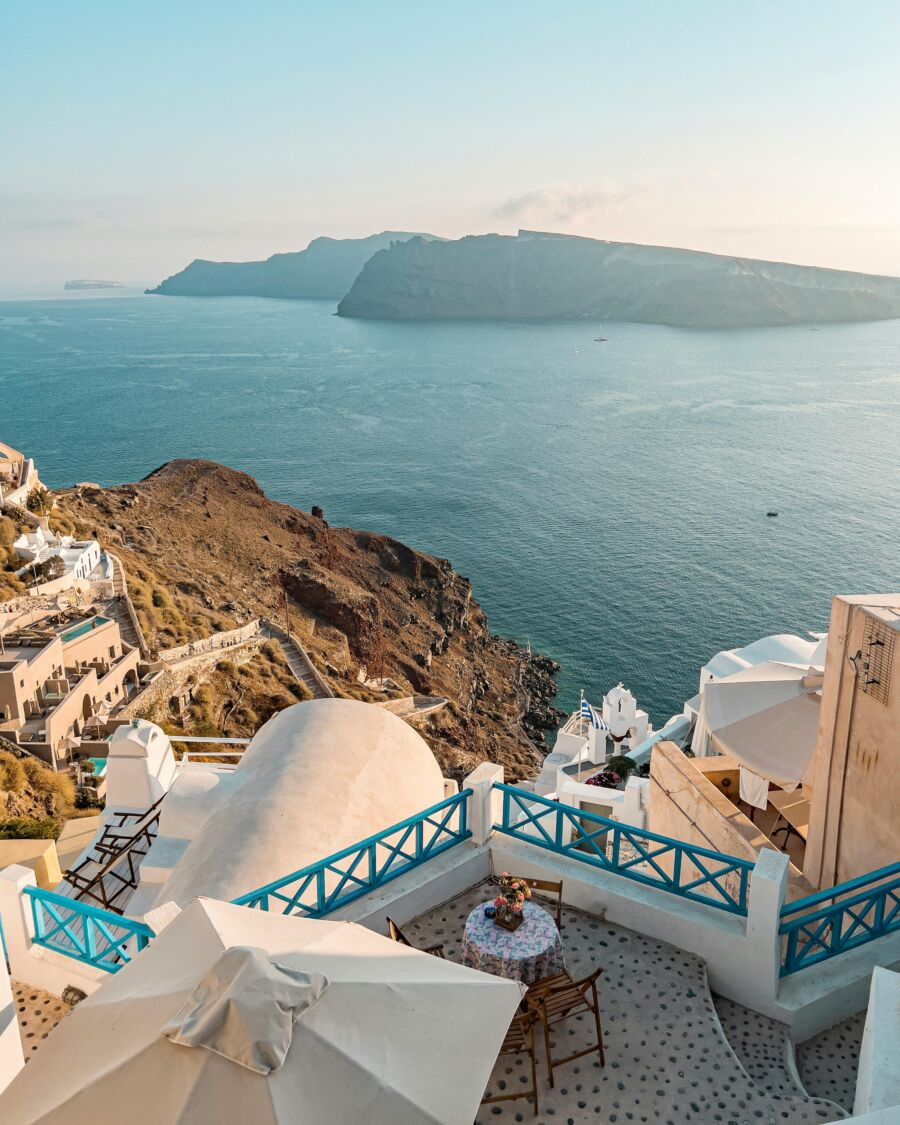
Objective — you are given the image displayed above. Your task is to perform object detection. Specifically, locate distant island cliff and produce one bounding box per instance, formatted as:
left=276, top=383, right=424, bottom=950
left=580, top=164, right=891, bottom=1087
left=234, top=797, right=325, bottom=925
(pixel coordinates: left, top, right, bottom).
left=336, top=230, right=900, bottom=329
left=147, top=231, right=441, bottom=300
left=65, top=279, right=124, bottom=290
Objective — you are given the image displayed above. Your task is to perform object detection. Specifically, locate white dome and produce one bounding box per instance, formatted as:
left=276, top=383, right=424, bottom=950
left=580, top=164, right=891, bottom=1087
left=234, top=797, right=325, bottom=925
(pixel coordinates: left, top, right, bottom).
left=154, top=699, right=445, bottom=909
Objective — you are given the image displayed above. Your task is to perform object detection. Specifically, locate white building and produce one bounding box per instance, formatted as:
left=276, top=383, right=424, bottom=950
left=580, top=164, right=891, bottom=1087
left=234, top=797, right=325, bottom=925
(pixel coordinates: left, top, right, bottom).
left=13, top=527, right=106, bottom=584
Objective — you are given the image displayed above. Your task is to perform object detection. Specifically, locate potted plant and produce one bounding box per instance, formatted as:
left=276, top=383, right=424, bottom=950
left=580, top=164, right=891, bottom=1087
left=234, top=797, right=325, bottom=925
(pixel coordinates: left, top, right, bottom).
left=585, top=768, right=622, bottom=789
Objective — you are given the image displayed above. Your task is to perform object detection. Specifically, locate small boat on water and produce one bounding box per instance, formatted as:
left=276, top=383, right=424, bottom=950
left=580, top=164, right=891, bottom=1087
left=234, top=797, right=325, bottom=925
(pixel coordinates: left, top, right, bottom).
left=766, top=510, right=778, bottom=517
left=595, top=336, right=608, bottom=342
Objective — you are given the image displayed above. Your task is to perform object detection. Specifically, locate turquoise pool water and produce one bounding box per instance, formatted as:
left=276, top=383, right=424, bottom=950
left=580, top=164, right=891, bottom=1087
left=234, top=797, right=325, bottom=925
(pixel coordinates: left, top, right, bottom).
left=86, top=757, right=107, bottom=778
left=62, top=616, right=109, bottom=643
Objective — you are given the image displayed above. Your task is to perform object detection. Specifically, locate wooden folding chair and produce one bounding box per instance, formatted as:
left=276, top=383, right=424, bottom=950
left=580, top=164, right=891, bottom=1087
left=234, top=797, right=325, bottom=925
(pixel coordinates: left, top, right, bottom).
left=521, top=877, right=564, bottom=929
left=527, top=966, right=604, bottom=1086
left=385, top=916, right=446, bottom=957
left=480, top=1010, right=540, bottom=1117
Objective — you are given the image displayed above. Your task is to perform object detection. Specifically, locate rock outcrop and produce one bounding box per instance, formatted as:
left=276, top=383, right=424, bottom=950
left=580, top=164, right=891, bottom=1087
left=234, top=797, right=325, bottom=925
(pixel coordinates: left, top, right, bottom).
left=54, top=460, right=559, bottom=779
left=337, top=230, right=900, bottom=328
left=147, top=232, right=441, bottom=300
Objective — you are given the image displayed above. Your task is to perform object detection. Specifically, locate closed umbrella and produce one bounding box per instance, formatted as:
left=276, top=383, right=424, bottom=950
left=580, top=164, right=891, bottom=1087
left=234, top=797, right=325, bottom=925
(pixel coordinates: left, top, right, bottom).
left=0, top=897, right=525, bottom=1125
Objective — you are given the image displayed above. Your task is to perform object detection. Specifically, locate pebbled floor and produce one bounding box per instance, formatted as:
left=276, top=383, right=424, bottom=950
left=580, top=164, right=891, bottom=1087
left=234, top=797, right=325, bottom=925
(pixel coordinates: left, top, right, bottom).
left=406, top=880, right=848, bottom=1124
left=12, top=982, right=71, bottom=1063
left=713, top=996, right=803, bottom=1099
left=796, top=1013, right=865, bottom=1114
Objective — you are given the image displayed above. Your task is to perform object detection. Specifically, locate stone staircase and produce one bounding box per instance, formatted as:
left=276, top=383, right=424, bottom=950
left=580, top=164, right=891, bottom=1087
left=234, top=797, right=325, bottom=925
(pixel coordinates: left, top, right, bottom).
left=260, top=620, right=332, bottom=700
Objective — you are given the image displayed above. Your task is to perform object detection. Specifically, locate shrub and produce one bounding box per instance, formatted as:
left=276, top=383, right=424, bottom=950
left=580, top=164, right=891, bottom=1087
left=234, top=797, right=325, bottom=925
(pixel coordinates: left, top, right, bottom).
left=26, top=486, right=51, bottom=513
left=606, top=755, right=637, bottom=782
left=0, top=752, right=26, bottom=793
left=0, top=816, right=62, bottom=840
left=22, top=758, right=75, bottom=805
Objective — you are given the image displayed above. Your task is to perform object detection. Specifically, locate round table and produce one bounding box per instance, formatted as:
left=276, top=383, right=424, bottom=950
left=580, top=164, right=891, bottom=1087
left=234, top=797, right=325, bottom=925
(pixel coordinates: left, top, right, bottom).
left=460, top=900, right=565, bottom=983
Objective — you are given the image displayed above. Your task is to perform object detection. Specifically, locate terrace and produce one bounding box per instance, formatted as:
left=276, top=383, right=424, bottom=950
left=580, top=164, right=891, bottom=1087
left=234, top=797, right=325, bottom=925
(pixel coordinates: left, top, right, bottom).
left=406, top=881, right=852, bottom=1123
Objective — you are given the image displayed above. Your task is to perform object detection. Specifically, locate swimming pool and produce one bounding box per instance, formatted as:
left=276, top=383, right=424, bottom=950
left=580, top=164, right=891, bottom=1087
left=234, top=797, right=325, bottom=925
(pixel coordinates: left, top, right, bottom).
left=86, top=757, right=107, bottom=778
left=61, top=615, right=109, bottom=643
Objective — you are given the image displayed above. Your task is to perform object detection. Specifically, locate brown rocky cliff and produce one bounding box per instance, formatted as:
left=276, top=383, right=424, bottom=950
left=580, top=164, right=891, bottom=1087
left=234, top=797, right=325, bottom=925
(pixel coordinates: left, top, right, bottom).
left=56, top=459, right=561, bottom=779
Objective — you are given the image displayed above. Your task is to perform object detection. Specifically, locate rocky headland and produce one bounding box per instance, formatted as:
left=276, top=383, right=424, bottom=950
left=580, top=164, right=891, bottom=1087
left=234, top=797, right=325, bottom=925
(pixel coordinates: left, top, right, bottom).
left=147, top=232, right=441, bottom=300
left=336, top=230, right=900, bottom=328
left=51, top=460, right=562, bottom=779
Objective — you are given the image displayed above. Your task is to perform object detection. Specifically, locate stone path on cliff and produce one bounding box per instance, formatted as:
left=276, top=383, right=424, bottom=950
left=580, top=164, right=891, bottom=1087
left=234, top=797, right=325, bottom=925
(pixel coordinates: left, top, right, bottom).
left=260, top=620, right=333, bottom=700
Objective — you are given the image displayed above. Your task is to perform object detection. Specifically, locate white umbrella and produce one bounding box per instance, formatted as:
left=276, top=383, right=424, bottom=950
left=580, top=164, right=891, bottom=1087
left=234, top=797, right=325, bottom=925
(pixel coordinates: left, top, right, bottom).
left=0, top=897, right=524, bottom=1125
left=700, top=661, right=822, bottom=787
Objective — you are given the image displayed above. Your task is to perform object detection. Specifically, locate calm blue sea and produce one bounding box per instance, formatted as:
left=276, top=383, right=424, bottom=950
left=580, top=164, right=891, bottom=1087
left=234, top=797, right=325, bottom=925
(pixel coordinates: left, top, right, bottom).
left=2, top=294, right=898, bottom=724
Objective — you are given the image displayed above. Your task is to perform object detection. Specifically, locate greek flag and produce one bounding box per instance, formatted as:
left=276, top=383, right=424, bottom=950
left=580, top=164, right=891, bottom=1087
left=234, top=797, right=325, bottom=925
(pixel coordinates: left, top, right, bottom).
left=580, top=695, right=608, bottom=731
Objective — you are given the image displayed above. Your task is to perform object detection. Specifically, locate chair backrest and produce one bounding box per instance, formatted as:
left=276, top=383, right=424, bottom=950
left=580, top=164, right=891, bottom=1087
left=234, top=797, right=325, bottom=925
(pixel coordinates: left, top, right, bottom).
left=386, top=916, right=412, bottom=947
left=523, top=877, right=563, bottom=896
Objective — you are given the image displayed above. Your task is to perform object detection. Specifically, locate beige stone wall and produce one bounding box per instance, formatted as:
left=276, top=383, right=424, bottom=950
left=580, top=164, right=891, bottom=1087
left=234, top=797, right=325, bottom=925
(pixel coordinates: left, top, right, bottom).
left=647, top=743, right=809, bottom=900
left=118, top=640, right=264, bottom=722
left=0, top=839, right=62, bottom=888
left=803, top=595, right=900, bottom=889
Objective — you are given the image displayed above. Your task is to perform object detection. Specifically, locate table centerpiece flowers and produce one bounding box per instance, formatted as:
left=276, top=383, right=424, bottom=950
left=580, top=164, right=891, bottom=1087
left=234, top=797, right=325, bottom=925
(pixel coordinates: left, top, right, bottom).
left=493, top=872, right=531, bottom=931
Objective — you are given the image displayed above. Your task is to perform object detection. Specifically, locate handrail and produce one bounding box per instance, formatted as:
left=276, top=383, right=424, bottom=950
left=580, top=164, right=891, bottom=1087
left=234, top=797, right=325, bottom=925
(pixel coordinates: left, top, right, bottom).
left=493, top=782, right=754, bottom=915
left=779, top=864, right=900, bottom=975
left=24, top=885, right=154, bottom=973
left=780, top=861, right=900, bottom=917
left=234, top=789, right=472, bottom=917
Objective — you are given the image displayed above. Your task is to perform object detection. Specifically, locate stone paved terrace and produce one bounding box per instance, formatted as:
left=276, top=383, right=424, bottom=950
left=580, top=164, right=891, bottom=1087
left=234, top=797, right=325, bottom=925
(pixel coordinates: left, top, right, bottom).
left=796, top=1014, right=865, bottom=1115
left=406, top=880, right=849, bottom=1125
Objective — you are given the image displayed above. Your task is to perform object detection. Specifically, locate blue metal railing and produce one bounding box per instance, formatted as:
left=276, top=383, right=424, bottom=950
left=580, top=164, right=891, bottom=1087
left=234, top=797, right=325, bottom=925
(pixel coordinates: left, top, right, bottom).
left=779, top=862, right=900, bottom=975
left=233, top=789, right=473, bottom=916
left=24, top=886, right=154, bottom=974
left=493, top=783, right=753, bottom=915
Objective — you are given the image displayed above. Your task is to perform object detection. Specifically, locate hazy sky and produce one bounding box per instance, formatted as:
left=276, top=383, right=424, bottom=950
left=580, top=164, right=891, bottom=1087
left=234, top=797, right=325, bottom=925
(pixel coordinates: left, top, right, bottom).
left=3, top=0, right=900, bottom=288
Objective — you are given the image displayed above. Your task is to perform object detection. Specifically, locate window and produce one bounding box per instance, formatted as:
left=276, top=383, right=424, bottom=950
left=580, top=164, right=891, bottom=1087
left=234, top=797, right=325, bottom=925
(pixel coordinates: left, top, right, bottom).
left=858, top=616, right=895, bottom=707
left=109, top=646, right=116, bottom=659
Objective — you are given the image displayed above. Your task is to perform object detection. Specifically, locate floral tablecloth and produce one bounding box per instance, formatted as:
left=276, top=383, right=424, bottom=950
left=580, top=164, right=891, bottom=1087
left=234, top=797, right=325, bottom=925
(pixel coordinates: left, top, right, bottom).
left=461, top=900, right=565, bottom=984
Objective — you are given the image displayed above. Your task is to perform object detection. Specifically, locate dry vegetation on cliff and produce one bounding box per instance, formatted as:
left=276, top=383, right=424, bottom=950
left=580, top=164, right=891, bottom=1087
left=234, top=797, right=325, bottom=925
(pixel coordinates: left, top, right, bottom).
left=55, top=460, right=561, bottom=779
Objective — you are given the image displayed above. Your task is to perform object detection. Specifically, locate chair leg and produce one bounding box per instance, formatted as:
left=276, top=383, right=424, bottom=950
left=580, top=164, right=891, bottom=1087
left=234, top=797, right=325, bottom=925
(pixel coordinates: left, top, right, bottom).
left=542, top=1010, right=554, bottom=1087
left=592, top=986, right=605, bottom=1067
left=529, top=1040, right=539, bottom=1116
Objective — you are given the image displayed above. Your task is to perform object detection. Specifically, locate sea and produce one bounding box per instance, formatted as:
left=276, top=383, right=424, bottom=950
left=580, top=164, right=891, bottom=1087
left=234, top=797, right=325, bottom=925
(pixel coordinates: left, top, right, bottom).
left=2, top=291, right=898, bottom=726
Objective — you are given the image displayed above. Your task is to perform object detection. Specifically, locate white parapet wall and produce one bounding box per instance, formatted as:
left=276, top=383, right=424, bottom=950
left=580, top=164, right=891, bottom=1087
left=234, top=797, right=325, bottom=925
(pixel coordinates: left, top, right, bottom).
left=853, top=967, right=900, bottom=1118
left=0, top=913, right=25, bottom=1095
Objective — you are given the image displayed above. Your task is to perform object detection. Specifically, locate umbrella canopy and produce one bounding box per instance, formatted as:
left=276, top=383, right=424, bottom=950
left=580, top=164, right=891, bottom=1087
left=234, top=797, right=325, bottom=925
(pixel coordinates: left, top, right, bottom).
left=0, top=898, right=525, bottom=1125
left=699, top=661, right=822, bottom=787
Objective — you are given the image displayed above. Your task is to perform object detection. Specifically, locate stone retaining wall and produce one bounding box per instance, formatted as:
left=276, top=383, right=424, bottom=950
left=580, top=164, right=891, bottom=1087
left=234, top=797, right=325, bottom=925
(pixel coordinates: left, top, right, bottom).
left=117, top=640, right=264, bottom=720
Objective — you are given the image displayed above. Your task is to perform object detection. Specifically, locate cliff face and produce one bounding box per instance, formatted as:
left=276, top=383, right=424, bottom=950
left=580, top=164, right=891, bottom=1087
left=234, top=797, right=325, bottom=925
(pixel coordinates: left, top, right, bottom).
left=56, top=460, right=558, bottom=779
left=337, top=230, right=900, bottom=328
left=147, top=232, right=440, bottom=300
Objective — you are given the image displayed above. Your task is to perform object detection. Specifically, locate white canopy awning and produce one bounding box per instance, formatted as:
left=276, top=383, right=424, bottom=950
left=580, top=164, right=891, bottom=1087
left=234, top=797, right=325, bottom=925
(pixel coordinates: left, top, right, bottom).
left=700, top=661, right=822, bottom=787
left=0, top=898, right=525, bottom=1125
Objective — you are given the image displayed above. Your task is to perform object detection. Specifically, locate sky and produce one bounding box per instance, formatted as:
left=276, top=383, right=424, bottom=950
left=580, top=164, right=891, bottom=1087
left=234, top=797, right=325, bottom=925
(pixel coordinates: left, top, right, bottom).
left=3, top=0, right=900, bottom=289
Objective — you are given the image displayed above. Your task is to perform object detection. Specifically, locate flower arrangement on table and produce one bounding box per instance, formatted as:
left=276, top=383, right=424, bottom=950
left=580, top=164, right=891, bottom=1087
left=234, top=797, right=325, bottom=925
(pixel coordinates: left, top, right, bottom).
left=492, top=873, right=532, bottom=930
left=585, top=768, right=622, bottom=789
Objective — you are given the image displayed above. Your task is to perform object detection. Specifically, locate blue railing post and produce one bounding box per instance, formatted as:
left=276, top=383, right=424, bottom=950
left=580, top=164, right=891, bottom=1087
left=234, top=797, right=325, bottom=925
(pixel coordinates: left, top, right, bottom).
left=610, top=823, right=621, bottom=869
left=671, top=846, right=682, bottom=892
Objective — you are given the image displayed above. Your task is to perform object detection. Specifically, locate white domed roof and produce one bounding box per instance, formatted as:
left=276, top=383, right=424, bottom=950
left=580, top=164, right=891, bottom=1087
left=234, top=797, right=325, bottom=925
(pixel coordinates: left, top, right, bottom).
left=154, top=699, right=445, bottom=909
